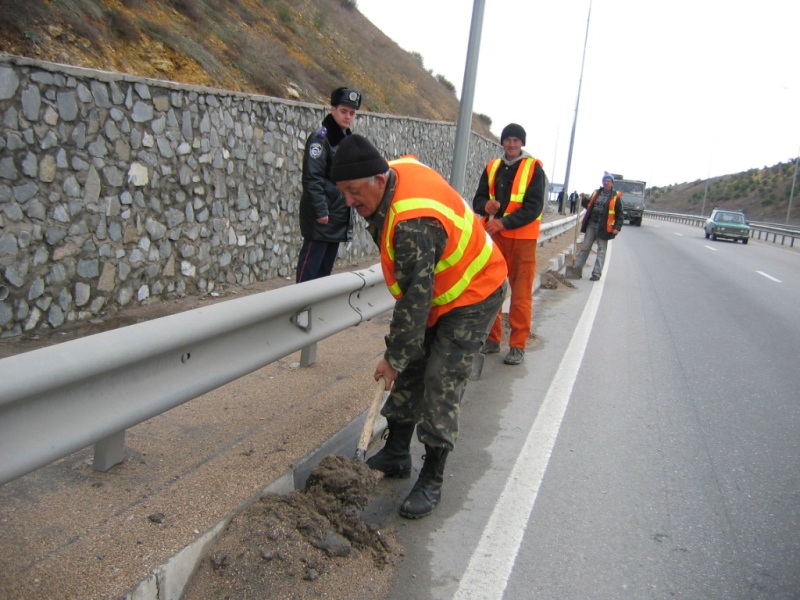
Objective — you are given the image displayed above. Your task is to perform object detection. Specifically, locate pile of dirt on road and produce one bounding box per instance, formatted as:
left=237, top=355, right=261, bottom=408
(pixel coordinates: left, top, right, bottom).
left=541, top=271, right=577, bottom=290
left=183, top=455, right=401, bottom=599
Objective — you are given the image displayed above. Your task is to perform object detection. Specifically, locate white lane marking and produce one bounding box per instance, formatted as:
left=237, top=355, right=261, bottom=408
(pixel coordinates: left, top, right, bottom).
left=674, top=232, right=684, bottom=237
left=453, top=246, right=610, bottom=600
left=705, top=245, right=718, bottom=251
left=757, top=271, right=782, bottom=283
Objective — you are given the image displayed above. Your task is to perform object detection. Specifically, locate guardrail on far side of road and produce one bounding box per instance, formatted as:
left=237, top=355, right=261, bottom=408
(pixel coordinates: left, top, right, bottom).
left=645, top=210, right=799, bottom=248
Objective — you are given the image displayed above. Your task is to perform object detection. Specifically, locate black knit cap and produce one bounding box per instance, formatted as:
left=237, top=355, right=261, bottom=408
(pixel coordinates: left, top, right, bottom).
left=330, top=134, right=390, bottom=182
left=501, top=123, right=526, bottom=145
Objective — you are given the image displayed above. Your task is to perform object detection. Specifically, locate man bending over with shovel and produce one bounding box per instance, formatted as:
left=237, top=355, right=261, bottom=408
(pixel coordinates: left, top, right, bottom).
left=331, top=135, right=507, bottom=519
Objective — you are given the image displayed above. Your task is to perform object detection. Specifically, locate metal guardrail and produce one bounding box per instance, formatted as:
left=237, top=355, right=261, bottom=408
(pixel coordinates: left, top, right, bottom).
left=0, top=216, right=575, bottom=486
left=0, top=266, right=392, bottom=486
left=645, top=210, right=799, bottom=248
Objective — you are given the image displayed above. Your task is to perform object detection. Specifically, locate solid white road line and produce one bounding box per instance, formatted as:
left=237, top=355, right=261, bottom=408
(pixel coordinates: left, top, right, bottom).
left=452, top=245, right=611, bottom=600
left=757, top=271, right=782, bottom=283
left=705, top=245, right=718, bottom=251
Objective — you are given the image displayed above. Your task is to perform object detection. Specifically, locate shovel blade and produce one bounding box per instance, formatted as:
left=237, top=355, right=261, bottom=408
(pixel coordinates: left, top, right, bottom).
left=469, top=352, right=484, bottom=380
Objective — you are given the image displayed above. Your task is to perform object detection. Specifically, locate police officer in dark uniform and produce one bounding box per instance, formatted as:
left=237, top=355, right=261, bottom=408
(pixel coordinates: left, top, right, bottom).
left=295, top=87, right=362, bottom=283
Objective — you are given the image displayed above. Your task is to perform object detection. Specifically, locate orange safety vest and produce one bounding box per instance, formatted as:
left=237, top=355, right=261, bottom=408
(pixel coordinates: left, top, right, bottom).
left=485, top=157, right=543, bottom=239
left=586, top=189, right=621, bottom=233
left=382, top=156, right=508, bottom=326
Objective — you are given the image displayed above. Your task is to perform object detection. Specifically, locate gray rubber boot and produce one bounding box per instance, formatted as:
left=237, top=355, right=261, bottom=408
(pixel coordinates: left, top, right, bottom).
left=366, top=421, right=415, bottom=478
left=399, top=445, right=449, bottom=519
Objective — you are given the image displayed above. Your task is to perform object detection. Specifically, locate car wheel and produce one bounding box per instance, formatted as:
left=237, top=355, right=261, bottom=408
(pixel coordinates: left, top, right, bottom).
left=711, top=232, right=717, bottom=241
left=635, top=218, right=642, bottom=226
left=705, top=230, right=710, bottom=239
left=742, top=238, right=748, bottom=245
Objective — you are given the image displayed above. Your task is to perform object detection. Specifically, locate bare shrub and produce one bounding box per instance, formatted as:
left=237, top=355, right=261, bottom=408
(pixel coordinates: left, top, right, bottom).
left=436, top=73, right=456, bottom=95
left=106, top=7, right=141, bottom=42
left=67, top=13, right=103, bottom=48
left=476, top=112, right=492, bottom=128
left=120, top=0, right=148, bottom=8
left=140, top=19, right=227, bottom=79
left=166, top=0, right=205, bottom=22
left=276, top=3, right=292, bottom=24
left=1, top=0, right=46, bottom=36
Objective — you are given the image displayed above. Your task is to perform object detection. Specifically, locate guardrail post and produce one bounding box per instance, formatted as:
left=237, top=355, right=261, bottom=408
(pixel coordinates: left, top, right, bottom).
left=300, top=343, right=317, bottom=368
left=93, top=430, right=126, bottom=472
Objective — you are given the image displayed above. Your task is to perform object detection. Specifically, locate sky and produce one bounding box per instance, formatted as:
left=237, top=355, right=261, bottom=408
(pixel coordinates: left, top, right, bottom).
left=356, top=0, right=800, bottom=195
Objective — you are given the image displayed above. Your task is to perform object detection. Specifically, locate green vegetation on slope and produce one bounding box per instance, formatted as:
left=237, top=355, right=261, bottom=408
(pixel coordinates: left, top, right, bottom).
left=647, top=158, right=799, bottom=224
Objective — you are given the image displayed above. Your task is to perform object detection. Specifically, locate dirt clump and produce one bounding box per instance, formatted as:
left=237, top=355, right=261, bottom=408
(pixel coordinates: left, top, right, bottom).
left=540, top=271, right=577, bottom=290
left=183, top=455, right=400, bottom=600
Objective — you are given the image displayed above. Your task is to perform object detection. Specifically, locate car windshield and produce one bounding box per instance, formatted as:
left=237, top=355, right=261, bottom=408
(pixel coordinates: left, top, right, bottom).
left=715, top=212, right=745, bottom=224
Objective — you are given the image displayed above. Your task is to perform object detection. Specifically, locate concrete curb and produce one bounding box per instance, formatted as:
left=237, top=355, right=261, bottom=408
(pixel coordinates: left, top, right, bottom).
left=124, top=245, right=573, bottom=600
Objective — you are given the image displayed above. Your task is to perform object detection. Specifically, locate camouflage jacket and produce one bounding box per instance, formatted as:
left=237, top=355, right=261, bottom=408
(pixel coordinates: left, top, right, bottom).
left=365, top=170, right=447, bottom=372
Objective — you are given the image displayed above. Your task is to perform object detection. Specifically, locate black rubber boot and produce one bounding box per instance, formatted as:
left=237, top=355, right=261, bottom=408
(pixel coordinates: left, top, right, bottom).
left=366, top=421, right=415, bottom=478
left=399, top=445, right=449, bottom=519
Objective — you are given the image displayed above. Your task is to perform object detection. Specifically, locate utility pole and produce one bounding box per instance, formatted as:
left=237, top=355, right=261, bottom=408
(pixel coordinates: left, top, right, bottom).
left=700, top=138, right=715, bottom=217
left=787, top=145, right=799, bottom=224
left=449, top=0, right=486, bottom=196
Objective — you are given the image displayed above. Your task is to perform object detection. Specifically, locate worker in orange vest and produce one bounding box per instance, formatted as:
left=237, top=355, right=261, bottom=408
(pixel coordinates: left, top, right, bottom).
left=571, top=172, right=623, bottom=281
left=330, top=134, right=507, bottom=519
left=473, top=123, right=545, bottom=366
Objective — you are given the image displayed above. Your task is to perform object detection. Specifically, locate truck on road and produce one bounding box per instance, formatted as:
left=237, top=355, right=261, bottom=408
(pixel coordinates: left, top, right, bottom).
left=610, top=174, right=646, bottom=226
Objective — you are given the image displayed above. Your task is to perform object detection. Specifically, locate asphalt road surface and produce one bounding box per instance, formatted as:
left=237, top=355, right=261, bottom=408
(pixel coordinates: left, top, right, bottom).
left=373, top=218, right=800, bottom=599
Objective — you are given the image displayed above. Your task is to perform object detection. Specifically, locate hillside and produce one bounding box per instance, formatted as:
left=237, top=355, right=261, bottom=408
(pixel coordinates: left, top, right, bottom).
left=0, top=0, right=495, bottom=139
left=646, top=159, right=799, bottom=224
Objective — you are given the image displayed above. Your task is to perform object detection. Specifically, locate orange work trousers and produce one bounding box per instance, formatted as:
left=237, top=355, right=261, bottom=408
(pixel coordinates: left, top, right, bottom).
left=487, top=235, right=537, bottom=349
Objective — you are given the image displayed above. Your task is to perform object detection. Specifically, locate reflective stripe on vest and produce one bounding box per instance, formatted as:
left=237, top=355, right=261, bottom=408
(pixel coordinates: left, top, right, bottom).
left=486, top=157, right=542, bottom=239
left=382, top=156, right=507, bottom=325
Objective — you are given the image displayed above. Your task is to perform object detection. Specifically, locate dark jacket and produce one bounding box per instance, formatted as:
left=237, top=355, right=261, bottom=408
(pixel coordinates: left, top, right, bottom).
left=472, top=154, right=545, bottom=231
left=298, top=113, right=353, bottom=242
left=580, top=187, right=624, bottom=240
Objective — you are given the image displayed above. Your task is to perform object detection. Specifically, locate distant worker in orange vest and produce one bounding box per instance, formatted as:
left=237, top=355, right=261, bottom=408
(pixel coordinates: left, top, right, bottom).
left=472, top=123, right=546, bottom=366
left=330, top=134, right=507, bottom=519
left=571, top=172, right=623, bottom=281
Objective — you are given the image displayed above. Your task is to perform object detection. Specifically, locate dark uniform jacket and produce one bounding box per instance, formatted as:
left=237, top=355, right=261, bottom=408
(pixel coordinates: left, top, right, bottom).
left=298, top=113, right=353, bottom=242
left=580, top=187, right=624, bottom=241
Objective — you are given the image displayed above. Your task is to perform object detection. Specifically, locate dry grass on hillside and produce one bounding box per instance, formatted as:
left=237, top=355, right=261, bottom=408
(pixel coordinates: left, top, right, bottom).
left=0, top=0, right=496, bottom=139
left=647, top=159, right=799, bottom=223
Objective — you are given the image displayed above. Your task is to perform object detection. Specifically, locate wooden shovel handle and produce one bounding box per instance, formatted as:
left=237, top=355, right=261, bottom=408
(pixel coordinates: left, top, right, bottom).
left=355, top=377, right=386, bottom=461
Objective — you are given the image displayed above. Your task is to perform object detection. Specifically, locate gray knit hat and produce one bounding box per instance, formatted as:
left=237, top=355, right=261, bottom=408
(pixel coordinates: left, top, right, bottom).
left=330, top=134, right=389, bottom=182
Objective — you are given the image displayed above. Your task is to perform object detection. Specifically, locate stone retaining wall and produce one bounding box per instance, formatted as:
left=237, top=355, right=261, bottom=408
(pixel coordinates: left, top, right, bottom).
left=0, top=54, right=499, bottom=337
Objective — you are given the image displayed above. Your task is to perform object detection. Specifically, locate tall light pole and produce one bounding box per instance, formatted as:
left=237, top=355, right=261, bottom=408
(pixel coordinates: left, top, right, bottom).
left=550, top=128, right=560, bottom=204
left=568, top=0, right=594, bottom=249
left=449, top=0, right=486, bottom=196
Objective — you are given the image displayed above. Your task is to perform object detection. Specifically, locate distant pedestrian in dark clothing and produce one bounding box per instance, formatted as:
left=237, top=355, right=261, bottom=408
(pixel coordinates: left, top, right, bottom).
left=295, top=87, right=361, bottom=283
left=569, top=190, right=578, bottom=214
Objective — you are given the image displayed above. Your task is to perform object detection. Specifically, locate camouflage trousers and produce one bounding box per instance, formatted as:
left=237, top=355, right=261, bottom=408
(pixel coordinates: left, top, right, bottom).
left=381, top=283, right=506, bottom=451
